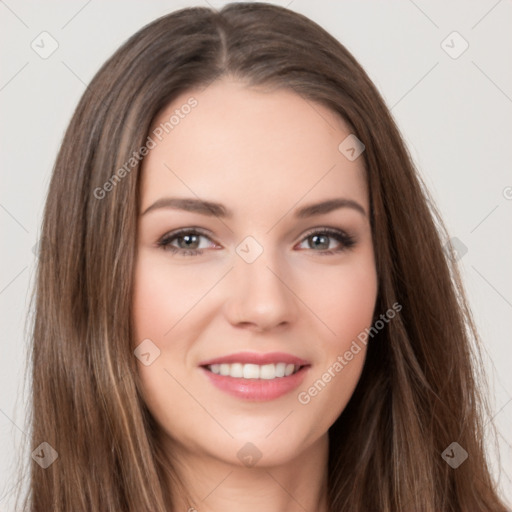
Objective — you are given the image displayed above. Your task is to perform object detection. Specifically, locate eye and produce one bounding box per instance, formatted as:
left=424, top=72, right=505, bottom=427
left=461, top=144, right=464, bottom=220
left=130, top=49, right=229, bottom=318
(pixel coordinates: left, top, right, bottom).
left=156, top=226, right=356, bottom=257
left=156, top=228, right=218, bottom=257
left=296, top=227, right=356, bottom=255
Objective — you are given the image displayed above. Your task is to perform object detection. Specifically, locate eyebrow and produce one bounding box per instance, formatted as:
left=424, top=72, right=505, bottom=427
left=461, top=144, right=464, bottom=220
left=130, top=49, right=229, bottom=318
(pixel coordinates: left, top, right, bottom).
left=141, top=197, right=367, bottom=218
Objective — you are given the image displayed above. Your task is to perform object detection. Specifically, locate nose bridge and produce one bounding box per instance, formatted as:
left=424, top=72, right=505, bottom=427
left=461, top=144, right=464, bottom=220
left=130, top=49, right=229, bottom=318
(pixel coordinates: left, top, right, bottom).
left=225, top=236, right=298, bottom=329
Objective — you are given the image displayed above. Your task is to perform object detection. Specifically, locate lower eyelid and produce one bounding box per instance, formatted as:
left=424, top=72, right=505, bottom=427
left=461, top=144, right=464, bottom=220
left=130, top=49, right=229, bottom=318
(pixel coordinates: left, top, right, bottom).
left=158, top=228, right=354, bottom=254
left=162, top=234, right=216, bottom=250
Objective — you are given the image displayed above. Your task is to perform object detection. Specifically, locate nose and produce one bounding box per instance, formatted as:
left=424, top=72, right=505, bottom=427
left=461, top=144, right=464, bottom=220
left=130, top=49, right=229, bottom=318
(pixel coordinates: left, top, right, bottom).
left=223, top=248, right=300, bottom=332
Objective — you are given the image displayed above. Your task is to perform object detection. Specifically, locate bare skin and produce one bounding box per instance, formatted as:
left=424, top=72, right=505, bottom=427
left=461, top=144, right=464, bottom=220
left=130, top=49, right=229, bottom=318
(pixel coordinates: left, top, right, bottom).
left=133, top=77, right=378, bottom=512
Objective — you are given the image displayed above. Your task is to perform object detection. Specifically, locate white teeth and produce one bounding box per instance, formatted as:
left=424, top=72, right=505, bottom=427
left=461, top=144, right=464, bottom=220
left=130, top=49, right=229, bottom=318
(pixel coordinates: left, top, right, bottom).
left=230, top=363, right=243, bottom=378
left=260, top=364, right=276, bottom=379
left=207, top=362, right=301, bottom=379
left=275, top=362, right=286, bottom=377
left=284, top=363, right=295, bottom=377
left=243, top=364, right=260, bottom=379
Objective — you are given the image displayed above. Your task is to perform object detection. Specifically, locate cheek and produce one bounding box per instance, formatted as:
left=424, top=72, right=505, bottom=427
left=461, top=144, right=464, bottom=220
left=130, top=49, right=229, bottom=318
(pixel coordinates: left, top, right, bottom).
left=294, top=253, right=377, bottom=422
left=131, top=257, right=197, bottom=431
left=300, top=253, right=378, bottom=346
left=329, top=272, right=377, bottom=343
left=132, top=253, right=208, bottom=344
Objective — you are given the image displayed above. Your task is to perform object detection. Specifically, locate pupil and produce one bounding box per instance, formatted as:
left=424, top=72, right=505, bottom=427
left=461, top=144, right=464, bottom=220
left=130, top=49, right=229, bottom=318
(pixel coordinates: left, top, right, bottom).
left=311, top=234, right=328, bottom=250
left=180, top=234, right=199, bottom=249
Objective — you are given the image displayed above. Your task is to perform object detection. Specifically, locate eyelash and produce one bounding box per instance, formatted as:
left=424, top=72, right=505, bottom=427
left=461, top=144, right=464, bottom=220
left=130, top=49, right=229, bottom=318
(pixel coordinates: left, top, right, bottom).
left=156, top=227, right=356, bottom=257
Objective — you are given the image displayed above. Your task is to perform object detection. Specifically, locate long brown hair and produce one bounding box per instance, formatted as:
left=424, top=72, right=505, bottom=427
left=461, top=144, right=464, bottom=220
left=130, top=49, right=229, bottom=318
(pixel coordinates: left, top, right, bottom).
left=18, top=3, right=508, bottom=510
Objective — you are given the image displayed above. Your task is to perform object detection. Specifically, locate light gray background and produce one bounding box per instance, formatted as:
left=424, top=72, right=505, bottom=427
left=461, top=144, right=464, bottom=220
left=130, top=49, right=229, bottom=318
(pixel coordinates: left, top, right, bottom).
left=1, top=0, right=511, bottom=509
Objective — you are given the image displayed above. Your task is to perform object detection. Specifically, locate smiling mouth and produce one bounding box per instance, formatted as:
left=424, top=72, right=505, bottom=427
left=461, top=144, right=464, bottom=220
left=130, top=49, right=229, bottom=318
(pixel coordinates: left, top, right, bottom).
left=203, top=362, right=305, bottom=380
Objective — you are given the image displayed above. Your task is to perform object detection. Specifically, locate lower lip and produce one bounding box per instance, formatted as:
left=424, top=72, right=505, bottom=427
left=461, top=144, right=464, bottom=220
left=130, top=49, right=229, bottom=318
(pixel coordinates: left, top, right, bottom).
left=200, top=366, right=310, bottom=401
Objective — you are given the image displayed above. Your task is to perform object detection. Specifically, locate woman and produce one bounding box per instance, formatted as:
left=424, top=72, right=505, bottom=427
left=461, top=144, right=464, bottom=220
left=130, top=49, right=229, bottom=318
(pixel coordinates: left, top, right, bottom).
left=20, top=2, right=509, bottom=511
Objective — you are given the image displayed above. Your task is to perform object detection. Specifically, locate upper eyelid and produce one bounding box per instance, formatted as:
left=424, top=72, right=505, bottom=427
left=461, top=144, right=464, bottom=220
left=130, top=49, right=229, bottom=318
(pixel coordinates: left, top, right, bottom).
left=161, top=227, right=216, bottom=242
left=159, top=226, right=351, bottom=247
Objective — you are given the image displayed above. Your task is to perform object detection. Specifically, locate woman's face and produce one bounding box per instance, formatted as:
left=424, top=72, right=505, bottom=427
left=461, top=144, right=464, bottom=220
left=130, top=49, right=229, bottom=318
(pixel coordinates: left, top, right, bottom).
left=133, top=78, right=378, bottom=468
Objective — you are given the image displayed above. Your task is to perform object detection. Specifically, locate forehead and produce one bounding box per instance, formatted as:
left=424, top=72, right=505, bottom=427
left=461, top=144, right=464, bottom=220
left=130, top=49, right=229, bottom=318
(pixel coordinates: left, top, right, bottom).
left=140, top=78, right=368, bottom=213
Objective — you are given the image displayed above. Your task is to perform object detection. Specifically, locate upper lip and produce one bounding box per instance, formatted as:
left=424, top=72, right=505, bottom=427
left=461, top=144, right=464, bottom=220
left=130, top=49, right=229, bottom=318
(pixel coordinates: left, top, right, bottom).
left=199, top=351, right=310, bottom=367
